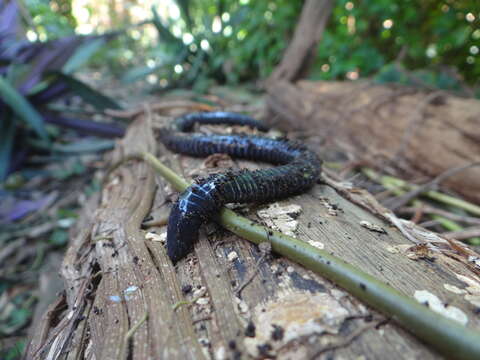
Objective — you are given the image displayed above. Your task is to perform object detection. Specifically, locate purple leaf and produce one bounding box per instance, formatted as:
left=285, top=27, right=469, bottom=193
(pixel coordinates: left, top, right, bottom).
left=44, top=114, right=125, bottom=138
left=7, top=146, right=28, bottom=174
left=0, top=0, right=20, bottom=40
left=18, top=37, right=86, bottom=93
left=29, top=81, right=69, bottom=104
left=0, top=192, right=58, bottom=223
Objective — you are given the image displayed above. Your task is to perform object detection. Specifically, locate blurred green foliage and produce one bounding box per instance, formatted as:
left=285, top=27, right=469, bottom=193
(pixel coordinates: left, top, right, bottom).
left=119, top=0, right=302, bottom=91
left=312, top=0, right=479, bottom=91
left=23, top=0, right=479, bottom=91
left=25, top=0, right=76, bottom=39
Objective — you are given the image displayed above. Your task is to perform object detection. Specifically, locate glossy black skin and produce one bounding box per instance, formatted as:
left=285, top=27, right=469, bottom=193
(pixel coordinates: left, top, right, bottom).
left=159, top=112, right=322, bottom=263
left=173, top=111, right=269, bottom=132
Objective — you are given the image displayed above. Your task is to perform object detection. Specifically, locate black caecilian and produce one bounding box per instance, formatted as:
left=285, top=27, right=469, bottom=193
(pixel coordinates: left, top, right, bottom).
left=159, top=111, right=322, bottom=263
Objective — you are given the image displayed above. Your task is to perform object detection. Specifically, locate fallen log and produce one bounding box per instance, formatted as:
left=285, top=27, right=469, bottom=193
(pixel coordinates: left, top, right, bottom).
left=26, top=106, right=480, bottom=359
left=266, top=80, right=480, bottom=204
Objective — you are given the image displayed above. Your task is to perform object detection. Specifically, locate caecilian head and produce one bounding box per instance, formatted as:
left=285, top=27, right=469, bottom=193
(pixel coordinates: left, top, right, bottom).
left=177, top=182, right=218, bottom=215
left=166, top=201, right=203, bottom=263
left=166, top=182, right=220, bottom=263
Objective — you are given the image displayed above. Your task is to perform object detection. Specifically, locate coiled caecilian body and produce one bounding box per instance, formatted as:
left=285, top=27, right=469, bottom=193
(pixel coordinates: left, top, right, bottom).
left=159, top=111, right=322, bottom=263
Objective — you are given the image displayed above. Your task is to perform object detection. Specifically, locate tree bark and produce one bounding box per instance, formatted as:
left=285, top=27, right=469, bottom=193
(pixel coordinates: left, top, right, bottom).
left=266, top=80, right=480, bottom=204
left=267, top=0, right=333, bottom=83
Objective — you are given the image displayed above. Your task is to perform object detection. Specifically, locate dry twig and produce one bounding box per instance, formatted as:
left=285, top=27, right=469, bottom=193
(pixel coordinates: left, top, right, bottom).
left=234, top=242, right=271, bottom=298
left=310, top=319, right=388, bottom=359
left=442, top=227, right=480, bottom=240
left=387, top=162, right=480, bottom=210
left=398, top=206, right=480, bottom=226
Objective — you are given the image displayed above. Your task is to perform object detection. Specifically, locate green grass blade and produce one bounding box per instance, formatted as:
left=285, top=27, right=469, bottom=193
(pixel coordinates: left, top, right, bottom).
left=174, top=0, right=193, bottom=30
left=54, top=72, right=122, bottom=110
left=151, top=5, right=184, bottom=47
left=0, top=116, right=16, bottom=180
left=121, top=65, right=163, bottom=84
left=0, top=76, right=48, bottom=141
left=63, top=38, right=106, bottom=74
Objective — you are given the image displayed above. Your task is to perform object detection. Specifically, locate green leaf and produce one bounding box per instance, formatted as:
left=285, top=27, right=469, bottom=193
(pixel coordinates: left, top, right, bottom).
left=121, top=65, right=162, bottom=84
left=50, top=158, right=86, bottom=180
left=63, top=38, right=106, bottom=74
left=54, top=72, right=122, bottom=110
left=49, top=228, right=69, bottom=246
left=0, top=116, right=16, bottom=181
left=53, top=139, right=114, bottom=153
left=29, top=138, right=114, bottom=153
left=5, top=64, right=30, bottom=87
left=7, top=308, right=31, bottom=331
left=151, top=5, right=184, bottom=47
left=0, top=76, right=48, bottom=141
left=174, top=0, right=193, bottom=30
left=1, top=338, right=26, bottom=360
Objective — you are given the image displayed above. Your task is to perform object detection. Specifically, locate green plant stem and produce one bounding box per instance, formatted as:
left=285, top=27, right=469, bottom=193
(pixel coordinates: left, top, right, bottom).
left=362, top=168, right=457, bottom=228
left=125, top=311, right=148, bottom=341
left=362, top=168, right=480, bottom=217
left=107, top=152, right=480, bottom=360
left=430, top=215, right=463, bottom=232
left=425, top=190, right=480, bottom=217
left=362, top=168, right=480, bottom=243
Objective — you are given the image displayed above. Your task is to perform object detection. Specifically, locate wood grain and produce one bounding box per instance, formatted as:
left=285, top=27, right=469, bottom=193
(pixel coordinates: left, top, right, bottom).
left=266, top=79, right=480, bottom=204
left=26, top=113, right=480, bottom=360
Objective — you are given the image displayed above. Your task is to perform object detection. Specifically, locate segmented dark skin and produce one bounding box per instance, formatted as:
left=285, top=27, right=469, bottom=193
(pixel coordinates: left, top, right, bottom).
left=159, top=111, right=322, bottom=263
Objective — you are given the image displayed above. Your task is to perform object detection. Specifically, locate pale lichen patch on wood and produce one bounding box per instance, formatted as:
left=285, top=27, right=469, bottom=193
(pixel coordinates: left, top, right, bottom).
left=243, top=290, right=350, bottom=357
left=454, top=273, right=480, bottom=308
left=257, top=202, right=303, bottom=236
left=414, top=290, right=469, bottom=325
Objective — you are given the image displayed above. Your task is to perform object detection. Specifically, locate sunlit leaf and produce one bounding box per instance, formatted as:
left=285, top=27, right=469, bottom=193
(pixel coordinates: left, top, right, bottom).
left=174, top=0, right=193, bottom=30
left=151, top=5, right=184, bottom=47
left=122, top=65, right=162, bottom=84
left=63, top=37, right=106, bottom=74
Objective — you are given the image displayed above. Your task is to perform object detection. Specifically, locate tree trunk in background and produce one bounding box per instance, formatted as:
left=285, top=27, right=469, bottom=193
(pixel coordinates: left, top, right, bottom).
left=266, top=80, right=480, bottom=204
left=267, top=0, right=333, bottom=83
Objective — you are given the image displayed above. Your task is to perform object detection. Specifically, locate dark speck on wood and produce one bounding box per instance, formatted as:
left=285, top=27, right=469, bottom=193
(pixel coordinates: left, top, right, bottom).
left=289, top=271, right=326, bottom=293
left=245, top=321, right=256, bottom=337
left=271, top=324, right=284, bottom=341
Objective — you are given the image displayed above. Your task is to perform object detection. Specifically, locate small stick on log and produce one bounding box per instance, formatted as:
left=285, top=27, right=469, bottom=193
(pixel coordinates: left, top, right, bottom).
left=387, top=162, right=480, bottom=211
left=442, top=227, right=480, bottom=240
left=398, top=206, right=480, bottom=226
left=310, top=319, right=388, bottom=359
left=234, top=242, right=271, bottom=298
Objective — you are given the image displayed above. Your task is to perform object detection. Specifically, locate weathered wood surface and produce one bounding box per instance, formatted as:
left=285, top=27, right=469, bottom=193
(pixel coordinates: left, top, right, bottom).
left=26, top=110, right=480, bottom=359
left=266, top=80, right=480, bottom=204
